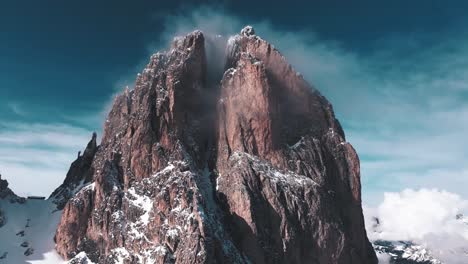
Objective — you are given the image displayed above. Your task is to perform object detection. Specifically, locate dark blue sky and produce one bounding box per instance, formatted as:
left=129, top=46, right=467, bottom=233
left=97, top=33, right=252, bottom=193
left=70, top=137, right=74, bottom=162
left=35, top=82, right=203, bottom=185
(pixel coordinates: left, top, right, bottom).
left=1, top=0, right=465, bottom=127
left=2, top=0, right=468, bottom=201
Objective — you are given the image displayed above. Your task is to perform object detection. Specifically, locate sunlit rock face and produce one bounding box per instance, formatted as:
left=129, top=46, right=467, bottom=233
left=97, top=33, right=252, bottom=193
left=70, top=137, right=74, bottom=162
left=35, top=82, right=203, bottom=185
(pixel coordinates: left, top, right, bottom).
left=55, top=26, right=377, bottom=264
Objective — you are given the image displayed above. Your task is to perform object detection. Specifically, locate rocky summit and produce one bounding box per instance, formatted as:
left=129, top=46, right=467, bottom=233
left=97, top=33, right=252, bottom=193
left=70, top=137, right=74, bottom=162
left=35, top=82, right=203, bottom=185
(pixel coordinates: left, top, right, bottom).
left=53, top=26, right=377, bottom=264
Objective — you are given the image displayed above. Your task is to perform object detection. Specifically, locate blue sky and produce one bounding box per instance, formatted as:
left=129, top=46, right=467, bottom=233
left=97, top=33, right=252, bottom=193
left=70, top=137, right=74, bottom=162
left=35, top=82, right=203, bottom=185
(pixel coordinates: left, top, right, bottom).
left=1, top=1, right=468, bottom=205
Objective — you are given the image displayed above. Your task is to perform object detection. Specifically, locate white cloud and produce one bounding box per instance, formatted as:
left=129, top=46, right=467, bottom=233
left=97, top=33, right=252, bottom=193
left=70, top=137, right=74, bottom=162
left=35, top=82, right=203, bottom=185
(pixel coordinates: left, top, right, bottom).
left=365, top=189, right=468, bottom=263
left=375, top=189, right=468, bottom=240
left=0, top=122, right=93, bottom=197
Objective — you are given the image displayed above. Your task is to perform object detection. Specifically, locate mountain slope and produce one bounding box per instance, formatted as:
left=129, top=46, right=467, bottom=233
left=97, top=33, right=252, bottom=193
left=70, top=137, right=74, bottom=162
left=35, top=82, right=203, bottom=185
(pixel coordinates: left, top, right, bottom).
left=54, top=26, right=376, bottom=264
left=0, top=175, right=63, bottom=264
left=0, top=133, right=98, bottom=264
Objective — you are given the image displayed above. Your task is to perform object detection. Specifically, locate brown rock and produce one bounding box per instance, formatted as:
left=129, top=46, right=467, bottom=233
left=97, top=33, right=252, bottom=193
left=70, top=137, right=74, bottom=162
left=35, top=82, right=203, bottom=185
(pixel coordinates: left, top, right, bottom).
left=213, top=31, right=375, bottom=263
left=49, top=132, right=98, bottom=209
left=55, top=27, right=377, bottom=264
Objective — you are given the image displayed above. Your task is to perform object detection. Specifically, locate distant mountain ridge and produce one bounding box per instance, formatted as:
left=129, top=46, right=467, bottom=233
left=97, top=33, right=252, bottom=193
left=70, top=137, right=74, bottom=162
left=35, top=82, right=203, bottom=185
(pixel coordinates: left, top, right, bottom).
left=368, top=214, right=468, bottom=264
left=0, top=175, right=63, bottom=263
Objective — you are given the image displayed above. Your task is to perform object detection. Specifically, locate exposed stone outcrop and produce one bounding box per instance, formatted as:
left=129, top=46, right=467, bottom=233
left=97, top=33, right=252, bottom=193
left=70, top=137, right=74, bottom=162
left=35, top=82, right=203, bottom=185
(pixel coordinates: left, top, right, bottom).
left=49, top=132, right=98, bottom=209
left=0, top=174, right=25, bottom=204
left=55, top=27, right=377, bottom=264
left=0, top=174, right=26, bottom=229
left=213, top=29, right=374, bottom=264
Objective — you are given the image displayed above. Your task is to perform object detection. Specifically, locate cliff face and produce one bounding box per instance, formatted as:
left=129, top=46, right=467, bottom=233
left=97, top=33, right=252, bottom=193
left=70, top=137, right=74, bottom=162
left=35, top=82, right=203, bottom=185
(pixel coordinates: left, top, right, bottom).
left=55, top=27, right=377, bottom=264
left=50, top=132, right=98, bottom=209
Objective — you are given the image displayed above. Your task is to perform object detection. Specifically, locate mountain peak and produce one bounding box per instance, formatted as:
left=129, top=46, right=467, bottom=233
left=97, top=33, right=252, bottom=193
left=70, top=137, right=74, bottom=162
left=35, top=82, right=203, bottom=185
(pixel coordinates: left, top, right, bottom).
left=54, top=28, right=376, bottom=263
left=240, top=25, right=255, bottom=37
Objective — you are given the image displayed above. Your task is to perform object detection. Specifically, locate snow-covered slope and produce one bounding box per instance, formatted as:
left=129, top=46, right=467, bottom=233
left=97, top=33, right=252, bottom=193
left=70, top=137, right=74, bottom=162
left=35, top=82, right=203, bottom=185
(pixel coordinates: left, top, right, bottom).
left=373, top=240, right=442, bottom=264
left=0, top=198, right=65, bottom=264
left=0, top=133, right=98, bottom=264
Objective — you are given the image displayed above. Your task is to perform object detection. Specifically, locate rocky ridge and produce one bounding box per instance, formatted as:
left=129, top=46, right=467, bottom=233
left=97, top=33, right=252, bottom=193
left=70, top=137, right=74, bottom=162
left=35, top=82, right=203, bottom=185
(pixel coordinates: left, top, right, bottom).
left=50, top=132, right=99, bottom=209
left=373, top=240, right=442, bottom=264
left=52, top=26, right=376, bottom=264
left=0, top=174, right=25, bottom=204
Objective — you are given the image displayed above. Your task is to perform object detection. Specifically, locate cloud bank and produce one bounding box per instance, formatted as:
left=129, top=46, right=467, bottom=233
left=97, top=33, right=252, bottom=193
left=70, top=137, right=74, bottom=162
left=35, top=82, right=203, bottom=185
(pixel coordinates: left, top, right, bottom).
left=365, top=189, right=468, bottom=263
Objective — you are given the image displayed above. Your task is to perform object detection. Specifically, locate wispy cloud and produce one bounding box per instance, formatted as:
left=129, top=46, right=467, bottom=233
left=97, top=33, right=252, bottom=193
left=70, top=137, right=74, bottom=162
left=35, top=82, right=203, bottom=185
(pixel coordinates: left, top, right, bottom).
left=0, top=122, right=92, bottom=197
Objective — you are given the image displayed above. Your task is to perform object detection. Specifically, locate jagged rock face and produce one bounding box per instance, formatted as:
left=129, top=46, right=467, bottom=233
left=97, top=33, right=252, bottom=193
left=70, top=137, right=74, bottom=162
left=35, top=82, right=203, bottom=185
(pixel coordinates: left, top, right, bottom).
left=55, top=27, right=377, bottom=264
left=214, top=32, right=374, bottom=264
left=0, top=174, right=25, bottom=204
left=50, top=133, right=98, bottom=209
left=0, top=175, right=9, bottom=199
left=56, top=31, right=241, bottom=263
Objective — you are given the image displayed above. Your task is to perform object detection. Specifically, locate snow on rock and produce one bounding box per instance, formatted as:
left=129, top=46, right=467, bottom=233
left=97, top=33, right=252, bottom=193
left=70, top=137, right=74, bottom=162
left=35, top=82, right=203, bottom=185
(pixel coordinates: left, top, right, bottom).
left=67, top=252, right=96, bottom=264
left=109, top=247, right=130, bottom=264
left=80, top=182, right=95, bottom=193
left=223, top=151, right=318, bottom=190
left=126, top=186, right=153, bottom=225
left=240, top=25, right=255, bottom=37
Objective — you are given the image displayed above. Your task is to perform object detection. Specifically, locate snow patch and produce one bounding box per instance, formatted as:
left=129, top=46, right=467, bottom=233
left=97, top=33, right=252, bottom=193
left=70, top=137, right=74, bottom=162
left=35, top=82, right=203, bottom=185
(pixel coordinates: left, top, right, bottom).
left=166, top=227, right=180, bottom=239
left=126, top=187, right=153, bottom=225
left=240, top=25, right=255, bottom=37
left=154, top=245, right=167, bottom=256
left=80, top=182, right=95, bottom=193
left=110, top=247, right=130, bottom=264
left=230, top=151, right=318, bottom=188
left=67, top=252, right=96, bottom=264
